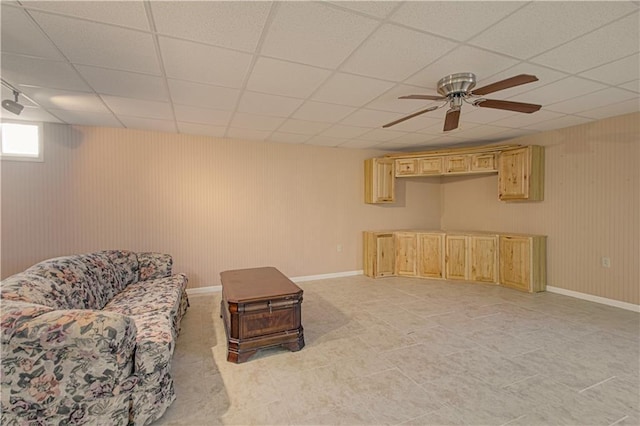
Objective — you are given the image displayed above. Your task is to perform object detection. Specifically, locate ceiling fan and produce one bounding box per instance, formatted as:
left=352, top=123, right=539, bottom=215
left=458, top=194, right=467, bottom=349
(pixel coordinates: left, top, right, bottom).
left=383, top=73, right=542, bottom=131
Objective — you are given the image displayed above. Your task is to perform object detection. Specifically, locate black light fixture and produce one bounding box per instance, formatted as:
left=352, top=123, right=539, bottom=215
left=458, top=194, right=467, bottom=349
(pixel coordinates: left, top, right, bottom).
left=2, top=90, right=24, bottom=116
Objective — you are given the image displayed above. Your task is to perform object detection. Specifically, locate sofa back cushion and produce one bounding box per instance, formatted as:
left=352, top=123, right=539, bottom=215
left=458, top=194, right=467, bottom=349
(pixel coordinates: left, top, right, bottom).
left=0, top=274, right=70, bottom=310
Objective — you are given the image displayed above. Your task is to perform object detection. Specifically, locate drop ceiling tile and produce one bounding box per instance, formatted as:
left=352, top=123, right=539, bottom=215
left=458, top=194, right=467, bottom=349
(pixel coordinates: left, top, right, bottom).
left=246, top=57, right=331, bottom=99
left=579, top=54, right=640, bottom=85
left=120, top=116, right=176, bottom=133
left=330, top=1, right=398, bottom=19
left=18, top=87, right=108, bottom=112
left=48, top=109, right=122, bottom=127
left=1, top=106, right=62, bottom=123
left=531, top=12, right=640, bottom=73
left=578, top=98, right=640, bottom=120
left=546, top=88, right=637, bottom=114
left=492, top=128, right=538, bottom=141
left=365, top=84, right=444, bottom=113
left=405, top=46, right=519, bottom=88
left=341, top=109, right=403, bottom=128
left=469, top=2, right=637, bottom=59
left=390, top=114, right=443, bottom=132
left=312, top=73, right=395, bottom=107
left=76, top=65, right=168, bottom=101
left=30, top=11, right=160, bottom=74
left=619, top=79, right=639, bottom=93
left=237, top=91, right=303, bottom=118
left=390, top=1, right=523, bottom=41
left=523, top=115, right=592, bottom=132
left=167, top=79, right=241, bottom=110
left=151, top=2, right=270, bottom=52
left=227, top=128, right=272, bottom=141
left=507, top=77, right=607, bottom=106
left=174, top=105, right=233, bottom=127
left=102, top=96, right=173, bottom=120
left=268, top=132, right=311, bottom=144
left=2, top=54, right=90, bottom=91
left=341, top=24, right=457, bottom=81
left=337, top=139, right=382, bottom=149
left=25, top=1, right=149, bottom=30
left=305, top=136, right=346, bottom=147
left=1, top=5, right=63, bottom=59
left=448, top=124, right=513, bottom=139
left=230, top=112, right=285, bottom=131
left=418, top=119, right=481, bottom=135
left=319, top=124, right=370, bottom=139
left=358, top=128, right=408, bottom=142
left=490, top=110, right=565, bottom=129
left=390, top=132, right=442, bottom=145
left=261, top=2, right=378, bottom=68
left=178, top=122, right=227, bottom=138
left=277, top=119, right=331, bottom=135
left=160, top=37, right=252, bottom=88
left=474, top=63, right=570, bottom=99
left=462, top=107, right=517, bottom=125
left=292, top=101, right=356, bottom=122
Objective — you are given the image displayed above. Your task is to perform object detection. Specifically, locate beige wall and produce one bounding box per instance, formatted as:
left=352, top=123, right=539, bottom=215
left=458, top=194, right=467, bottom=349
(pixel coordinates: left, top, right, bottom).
left=1, top=125, right=441, bottom=287
left=441, top=113, right=639, bottom=305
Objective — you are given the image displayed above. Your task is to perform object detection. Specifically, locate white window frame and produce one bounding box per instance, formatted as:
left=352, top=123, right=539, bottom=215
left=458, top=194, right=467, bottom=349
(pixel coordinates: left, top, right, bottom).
left=0, top=120, right=44, bottom=162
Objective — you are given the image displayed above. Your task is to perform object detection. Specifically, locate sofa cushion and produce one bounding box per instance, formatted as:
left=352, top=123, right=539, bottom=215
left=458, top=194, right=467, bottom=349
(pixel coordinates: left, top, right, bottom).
left=100, top=250, right=139, bottom=291
left=137, top=252, right=172, bottom=281
left=0, top=274, right=68, bottom=310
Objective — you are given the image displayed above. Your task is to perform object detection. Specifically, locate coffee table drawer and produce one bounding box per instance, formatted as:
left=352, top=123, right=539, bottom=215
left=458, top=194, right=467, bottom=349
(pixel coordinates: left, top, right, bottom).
left=241, top=307, right=296, bottom=338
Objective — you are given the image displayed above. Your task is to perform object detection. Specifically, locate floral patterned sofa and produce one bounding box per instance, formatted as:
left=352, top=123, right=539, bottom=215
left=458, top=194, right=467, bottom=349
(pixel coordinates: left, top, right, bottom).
left=0, top=250, right=189, bottom=425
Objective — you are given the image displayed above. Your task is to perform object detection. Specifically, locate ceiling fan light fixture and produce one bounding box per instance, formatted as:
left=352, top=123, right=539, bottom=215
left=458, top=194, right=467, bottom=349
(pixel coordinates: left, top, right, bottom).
left=437, top=72, right=476, bottom=97
left=2, top=90, right=24, bottom=116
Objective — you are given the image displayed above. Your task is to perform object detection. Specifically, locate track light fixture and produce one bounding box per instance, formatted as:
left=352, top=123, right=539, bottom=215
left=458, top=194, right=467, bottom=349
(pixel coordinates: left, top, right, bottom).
left=2, top=90, right=24, bottom=116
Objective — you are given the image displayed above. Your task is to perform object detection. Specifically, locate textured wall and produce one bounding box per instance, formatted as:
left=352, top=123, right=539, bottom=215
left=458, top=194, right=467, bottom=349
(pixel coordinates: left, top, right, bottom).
left=1, top=125, right=441, bottom=286
left=440, top=113, right=640, bottom=304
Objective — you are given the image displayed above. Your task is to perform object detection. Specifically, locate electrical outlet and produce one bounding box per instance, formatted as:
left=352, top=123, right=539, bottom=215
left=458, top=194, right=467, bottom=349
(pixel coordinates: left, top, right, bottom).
left=601, top=257, right=611, bottom=268
left=337, top=244, right=343, bottom=252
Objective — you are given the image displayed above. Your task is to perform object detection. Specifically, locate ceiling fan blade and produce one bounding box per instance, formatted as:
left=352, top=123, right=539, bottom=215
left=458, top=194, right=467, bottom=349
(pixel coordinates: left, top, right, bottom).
left=476, top=99, right=542, bottom=113
left=472, top=74, right=538, bottom=96
left=398, top=94, right=446, bottom=101
left=382, top=106, right=439, bottom=128
left=443, top=108, right=460, bottom=132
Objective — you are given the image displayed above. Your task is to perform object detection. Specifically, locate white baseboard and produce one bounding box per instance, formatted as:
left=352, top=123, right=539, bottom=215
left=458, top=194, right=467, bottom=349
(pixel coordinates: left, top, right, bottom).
left=185, top=270, right=363, bottom=296
left=546, top=286, right=640, bottom=313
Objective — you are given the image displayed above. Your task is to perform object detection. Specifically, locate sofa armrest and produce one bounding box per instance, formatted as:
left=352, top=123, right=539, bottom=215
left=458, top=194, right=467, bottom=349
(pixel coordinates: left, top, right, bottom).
left=137, top=252, right=173, bottom=281
left=3, top=309, right=139, bottom=411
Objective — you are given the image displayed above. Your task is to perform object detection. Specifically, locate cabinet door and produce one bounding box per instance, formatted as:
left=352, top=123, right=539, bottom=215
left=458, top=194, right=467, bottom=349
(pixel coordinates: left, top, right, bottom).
left=363, top=232, right=395, bottom=278
left=395, top=232, right=417, bottom=276
left=499, top=236, right=531, bottom=291
left=418, top=157, right=443, bottom=175
left=395, top=159, right=418, bottom=176
left=365, top=158, right=395, bottom=204
left=471, top=153, right=497, bottom=172
left=417, top=233, right=444, bottom=278
left=470, top=235, right=498, bottom=283
left=498, top=146, right=544, bottom=201
left=444, top=155, right=471, bottom=174
left=445, top=235, right=468, bottom=280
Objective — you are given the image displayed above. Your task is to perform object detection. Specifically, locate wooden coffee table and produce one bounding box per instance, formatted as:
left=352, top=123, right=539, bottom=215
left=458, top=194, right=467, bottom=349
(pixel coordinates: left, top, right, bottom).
left=220, top=267, right=304, bottom=363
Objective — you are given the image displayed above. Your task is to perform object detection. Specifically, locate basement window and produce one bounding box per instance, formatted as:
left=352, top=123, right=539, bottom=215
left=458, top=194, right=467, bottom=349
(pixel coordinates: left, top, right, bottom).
left=0, top=121, right=43, bottom=162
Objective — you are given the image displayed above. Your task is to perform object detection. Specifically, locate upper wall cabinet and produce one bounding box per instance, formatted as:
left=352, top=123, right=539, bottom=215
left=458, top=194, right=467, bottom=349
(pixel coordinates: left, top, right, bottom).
left=498, top=146, right=544, bottom=201
left=364, top=158, right=395, bottom=204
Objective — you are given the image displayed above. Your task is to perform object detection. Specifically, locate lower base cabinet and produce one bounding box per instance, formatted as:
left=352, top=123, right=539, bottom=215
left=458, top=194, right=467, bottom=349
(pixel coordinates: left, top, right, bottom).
left=363, top=230, right=546, bottom=292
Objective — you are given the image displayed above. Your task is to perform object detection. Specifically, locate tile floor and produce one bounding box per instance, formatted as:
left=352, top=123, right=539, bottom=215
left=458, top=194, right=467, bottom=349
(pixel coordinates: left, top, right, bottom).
left=155, top=275, right=639, bottom=425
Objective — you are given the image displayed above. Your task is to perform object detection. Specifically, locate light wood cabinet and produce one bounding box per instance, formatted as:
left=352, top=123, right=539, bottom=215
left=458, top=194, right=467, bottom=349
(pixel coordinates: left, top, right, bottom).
left=395, top=159, right=418, bottom=176
left=470, top=235, right=498, bottom=283
left=417, top=233, right=445, bottom=278
left=499, top=235, right=547, bottom=292
left=445, top=235, right=469, bottom=280
left=471, top=153, right=497, bottom=172
left=498, top=146, right=544, bottom=201
left=444, top=155, right=471, bottom=174
left=418, top=157, right=443, bottom=175
left=364, top=158, right=395, bottom=204
left=395, top=232, right=417, bottom=276
left=363, top=232, right=395, bottom=278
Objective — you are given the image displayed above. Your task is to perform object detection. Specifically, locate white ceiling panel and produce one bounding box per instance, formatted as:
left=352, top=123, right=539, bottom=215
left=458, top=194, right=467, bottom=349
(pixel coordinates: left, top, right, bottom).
left=292, top=101, right=356, bottom=123
left=227, top=128, right=271, bottom=141
left=305, top=136, right=346, bottom=147
left=490, top=110, right=565, bottom=129
left=19, top=87, right=109, bottom=112
left=178, top=122, right=227, bottom=138
left=619, top=80, right=639, bottom=93
left=523, top=115, right=592, bottom=132
left=1, top=5, right=63, bottom=59
left=469, top=2, right=638, bottom=59
left=319, top=124, right=370, bottom=139
left=30, top=11, right=160, bottom=74
left=119, top=116, right=177, bottom=133
left=389, top=114, right=442, bottom=133
left=268, top=132, right=311, bottom=144
left=579, top=54, right=640, bottom=86
left=405, top=45, right=519, bottom=89
left=246, top=57, right=332, bottom=99
left=261, top=2, right=378, bottom=68
left=48, top=109, right=122, bottom=127
left=1, top=106, right=62, bottom=123
left=474, top=64, right=570, bottom=99
left=150, top=1, right=271, bottom=52
left=230, top=112, right=285, bottom=131
left=390, top=1, right=524, bottom=42
left=160, top=37, right=252, bottom=88
left=341, top=24, right=457, bottom=81
left=578, top=98, right=640, bottom=120
left=102, top=96, right=173, bottom=120
left=531, top=12, right=640, bottom=73
left=447, top=124, right=513, bottom=139
left=167, top=79, right=240, bottom=110
left=2, top=54, right=90, bottom=91
left=340, top=109, right=403, bottom=128
left=237, top=91, right=303, bottom=118
left=508, top=77, right=608, bottom=106
left=461, top=107, right=517, bottom=125
left=25, top=1, right=150, bottom=30
left=76, top=65, right=168, bottom=101
left=174, top=105, right=233, bottom=127
left=365, top=84, right=442, bottom=114
left=330, top=1, right=398, bottom=19
left=336, top=139, right=381, bottom=149
left=358, top=128, right=408, bottom=142
left=312, top=73, right=395, bottom=107
left=546, top=88, right=638, bottom=115
left=390, top=132, right=442, bottom=145
left=277, top=119, right=332, bottom=135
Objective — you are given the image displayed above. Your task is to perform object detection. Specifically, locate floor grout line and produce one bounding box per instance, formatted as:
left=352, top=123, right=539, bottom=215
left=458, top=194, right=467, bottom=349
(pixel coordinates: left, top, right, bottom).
left=578, top=375, right=617, bottom=393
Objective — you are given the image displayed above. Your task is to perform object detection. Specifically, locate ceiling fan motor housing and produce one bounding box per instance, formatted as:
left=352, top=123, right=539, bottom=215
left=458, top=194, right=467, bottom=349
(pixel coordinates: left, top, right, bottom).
left=437, top=72, right=476, bottom=97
